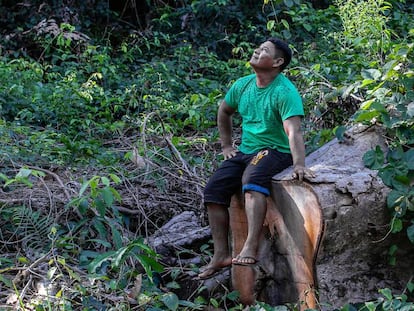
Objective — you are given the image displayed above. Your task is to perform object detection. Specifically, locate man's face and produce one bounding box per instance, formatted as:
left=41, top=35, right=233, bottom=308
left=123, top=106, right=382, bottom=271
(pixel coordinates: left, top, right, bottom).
left=249, top=41, right=280, bottom=69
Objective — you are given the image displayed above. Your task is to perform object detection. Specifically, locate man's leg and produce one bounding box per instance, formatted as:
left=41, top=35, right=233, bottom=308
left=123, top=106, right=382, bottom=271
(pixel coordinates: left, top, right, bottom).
left=232, top=190, right=266, bottom=264
left=198, top=203, right=233, bottom=278
left=199, top=152, right=246, bottom=278
left=233, top=149, right=292, bottom=265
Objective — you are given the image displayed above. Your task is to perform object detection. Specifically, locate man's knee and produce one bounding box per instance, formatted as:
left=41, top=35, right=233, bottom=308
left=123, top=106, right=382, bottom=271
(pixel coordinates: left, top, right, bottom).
left=242, top=183, right=270, bottom=196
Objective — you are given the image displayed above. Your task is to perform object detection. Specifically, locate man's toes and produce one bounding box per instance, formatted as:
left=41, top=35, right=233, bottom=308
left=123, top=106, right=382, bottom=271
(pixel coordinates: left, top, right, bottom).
left=197, top=267, right=217, bottom=280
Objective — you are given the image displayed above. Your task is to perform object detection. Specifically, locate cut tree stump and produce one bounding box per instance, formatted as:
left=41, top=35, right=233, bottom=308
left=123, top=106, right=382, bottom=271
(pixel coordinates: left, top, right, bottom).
left=230, top=180, right=323, bottom=310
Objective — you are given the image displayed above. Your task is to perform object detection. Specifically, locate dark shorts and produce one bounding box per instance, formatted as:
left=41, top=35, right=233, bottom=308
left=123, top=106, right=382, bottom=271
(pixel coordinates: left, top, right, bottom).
left=203, top=148, right=293, bottom=206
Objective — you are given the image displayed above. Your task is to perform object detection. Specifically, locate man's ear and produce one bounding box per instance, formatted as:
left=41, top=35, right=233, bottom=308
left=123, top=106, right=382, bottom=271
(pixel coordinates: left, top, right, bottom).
left=273, top=57, right=284, bottom=68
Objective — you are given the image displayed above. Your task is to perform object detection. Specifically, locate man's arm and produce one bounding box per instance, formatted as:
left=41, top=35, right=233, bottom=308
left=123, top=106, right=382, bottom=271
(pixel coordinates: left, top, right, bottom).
left=283, top=116, right=314, bottom=181
left=218, top=100, right=237, bottom=160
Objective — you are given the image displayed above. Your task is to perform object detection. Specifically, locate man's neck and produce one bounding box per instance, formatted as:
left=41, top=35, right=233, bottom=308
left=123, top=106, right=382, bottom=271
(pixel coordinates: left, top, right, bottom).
left=254, top=69, right=280, bottom=88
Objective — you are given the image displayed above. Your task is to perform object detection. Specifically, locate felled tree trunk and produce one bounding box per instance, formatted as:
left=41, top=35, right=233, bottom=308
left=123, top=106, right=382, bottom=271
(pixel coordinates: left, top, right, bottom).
left=148, top=125, right=413, bottom=309
left=229, top=124, right=414, bottom=309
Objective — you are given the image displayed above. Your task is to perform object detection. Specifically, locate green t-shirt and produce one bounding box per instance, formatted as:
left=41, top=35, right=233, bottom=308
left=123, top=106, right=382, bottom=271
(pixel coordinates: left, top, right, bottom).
left=224, top=73, right=304, bottom=154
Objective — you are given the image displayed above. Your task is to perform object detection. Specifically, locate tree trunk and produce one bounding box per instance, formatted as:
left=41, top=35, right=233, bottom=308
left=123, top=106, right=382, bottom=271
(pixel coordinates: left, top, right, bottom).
left=149, top=125, right=413, bottom=309
left=229, top=124, right=414, bottom=309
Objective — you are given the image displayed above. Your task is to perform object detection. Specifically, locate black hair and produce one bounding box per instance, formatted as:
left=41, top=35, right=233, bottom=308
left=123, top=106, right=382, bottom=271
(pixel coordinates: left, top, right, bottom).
left=266, top=37, right=292, bottom=71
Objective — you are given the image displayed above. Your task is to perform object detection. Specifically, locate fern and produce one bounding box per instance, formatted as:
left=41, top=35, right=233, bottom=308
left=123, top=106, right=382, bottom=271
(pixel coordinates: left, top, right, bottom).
left=10, top=206, right=53, bottom=252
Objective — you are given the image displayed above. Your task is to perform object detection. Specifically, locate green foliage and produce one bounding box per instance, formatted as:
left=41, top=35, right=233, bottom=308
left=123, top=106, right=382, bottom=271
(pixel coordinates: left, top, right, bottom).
left=0, top=56, right=114, bottom=162
left=338, top=288, right=414, bottom=311
left=0, top=168, right=53, bottom=253
left=353, top=42, right=414, bottom=137
left=87, top=237, right=163, bottom=283
left=266, top=1, right=342, bottom=43
left=335, top=0, right=390, bottom=43
left=354, top=34, right=414, bottom=247
left=244, top=287, right=414, bottom=310
left=0, top=167, right=45, bottom=188
left=2, top=205, right=54, bottom=252
left=364, top=145, right=414, bottom=244
left=67, top=174, right=125, bottom=251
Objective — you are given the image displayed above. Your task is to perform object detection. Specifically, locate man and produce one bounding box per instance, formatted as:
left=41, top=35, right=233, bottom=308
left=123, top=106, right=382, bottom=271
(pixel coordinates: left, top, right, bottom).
left=198, top=38, right=314, bottom=280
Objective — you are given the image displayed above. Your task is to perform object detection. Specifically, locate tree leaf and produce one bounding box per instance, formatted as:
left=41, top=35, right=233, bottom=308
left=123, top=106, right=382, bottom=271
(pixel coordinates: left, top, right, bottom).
left=110, top=187, right=122, bottom=203
left=379, top=166, right=395, bottom=187
left=78, top=198, right=89, bottom=215
left=379, top=288, right=393, bottom=300
left=334, top=125, right=347, bottom=142
left=284, top=0, right=294, bottom=8
left=361, top=68, right=381, bottom=80
left=0, top=173, right=9, bottom=182
left=95, top=197, right=107, bottom=217
left=407, top=102, right=414, bottom=117
left=407, top=192, right=414, bottom=211
left=281, top=19, right=290, bottom=30
left=354, top=110, right=380, bottom=123
left=102, top=186, right=114, bottom=208
left=388, top=244, right=398, bottom=256
left=92, top=218, right=108, bottom=239
left=109, top=173, right=121, bottom=184
left=407, top=280, right=414, bottom=292
left=407, top=223, right=414, bottom=243
left=392, top=218, right=403, bottom=233
left=363, top=146, right=384, bottom=169
left=364, top=301, right=377, bottom=311
left=387, top=190, right=404, bottom=209
left=136, top=254, right=163, bottom=273
left=226, top=290, right=240, bottom=301
left=79, top=180, right=90, bottom=197
left=87, top=251, right=115, bottom=274
left=161, top=292, right=179, bottom=311
left=109, top=221, right=123, bottom=249
left=0, top=274, right=13, bottom=288
left=16, top=168, right=32, bottom=178
left=303, top=23, right=312, bottom=32
left=267, top=20, right=275, bottom=31
left=404, top=149, right=414, bottom=170
left=112, top=246, right=129, bottom=268
left=131, top=237, right=158, bottom=256
left=101, top=176, right=110, bottom=187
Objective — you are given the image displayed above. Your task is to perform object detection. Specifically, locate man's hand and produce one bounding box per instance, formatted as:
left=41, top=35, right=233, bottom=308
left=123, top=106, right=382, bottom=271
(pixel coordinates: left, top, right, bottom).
left=292, top=165, right=315, bottom=181
left=222, top=145, right=237, bottom=160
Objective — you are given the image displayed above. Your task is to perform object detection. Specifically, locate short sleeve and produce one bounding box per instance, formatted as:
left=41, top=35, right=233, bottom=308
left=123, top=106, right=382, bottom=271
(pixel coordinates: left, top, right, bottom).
left=224, top=83, right=239, bottom=110
left=278, top=87, right=304, bottom=121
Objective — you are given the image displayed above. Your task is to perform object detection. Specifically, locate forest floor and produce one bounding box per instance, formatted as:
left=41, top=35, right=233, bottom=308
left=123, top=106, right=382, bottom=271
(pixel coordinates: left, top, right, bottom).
left=0, top=130, right=218, bottom=309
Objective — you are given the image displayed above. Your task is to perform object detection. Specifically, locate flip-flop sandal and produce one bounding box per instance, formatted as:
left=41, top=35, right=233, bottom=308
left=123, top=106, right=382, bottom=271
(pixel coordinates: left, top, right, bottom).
left=231, top=256, right=258, bottom=266
left=196, top=265, right=230, bottom=280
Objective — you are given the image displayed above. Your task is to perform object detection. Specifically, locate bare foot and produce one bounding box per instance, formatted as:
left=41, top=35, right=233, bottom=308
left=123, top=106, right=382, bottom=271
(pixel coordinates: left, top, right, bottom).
left=232, top=245, right=258, bottom=266
left=197, top=257, right=232, bottom=280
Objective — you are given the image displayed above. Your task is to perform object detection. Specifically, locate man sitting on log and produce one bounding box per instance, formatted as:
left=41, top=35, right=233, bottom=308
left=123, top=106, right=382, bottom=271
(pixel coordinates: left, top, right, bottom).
left=198, top=37, right=314, bottom=280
